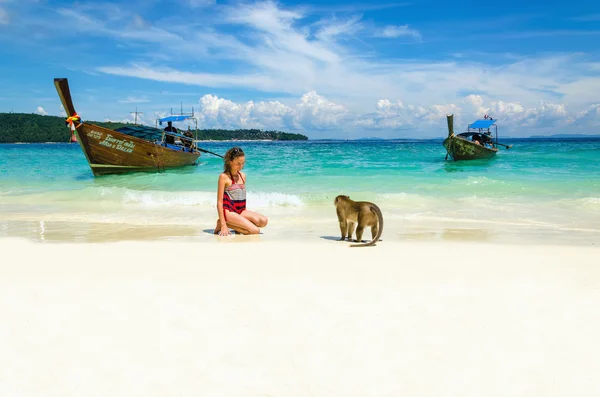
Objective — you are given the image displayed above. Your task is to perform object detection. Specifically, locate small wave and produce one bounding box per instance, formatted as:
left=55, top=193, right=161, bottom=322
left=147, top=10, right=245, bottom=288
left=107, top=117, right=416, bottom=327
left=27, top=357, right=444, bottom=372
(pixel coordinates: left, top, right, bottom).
left=122, top=190, right=215, bottom=207
left=552, top=196, right=600, bottom=210
left=457, top=196, right=498, bottom=205
left=122, top=189, right=305, bottom=208
left=0, top=185, right=308, bottom=209
left=379, top=192, right=438, bottom=206
left=461, top=176, right=502, bottom=186
left=577, top=197, right=600, bottom=205
left=123, top=189, right=306, bottom=209
left=248, top=191, right=305, bottom=208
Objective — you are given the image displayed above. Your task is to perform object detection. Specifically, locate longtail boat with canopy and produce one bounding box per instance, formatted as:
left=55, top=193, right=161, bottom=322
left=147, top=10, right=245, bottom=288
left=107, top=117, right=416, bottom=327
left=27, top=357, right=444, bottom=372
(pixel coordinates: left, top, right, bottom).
left=443, top=114, right=512, bottom=161
left=54, top=78, right=221, bottom=176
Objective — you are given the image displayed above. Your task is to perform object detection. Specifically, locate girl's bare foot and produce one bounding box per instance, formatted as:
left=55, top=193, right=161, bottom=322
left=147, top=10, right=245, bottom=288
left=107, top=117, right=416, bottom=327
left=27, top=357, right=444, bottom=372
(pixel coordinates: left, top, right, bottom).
left=213, top=219, right=220, bottom=234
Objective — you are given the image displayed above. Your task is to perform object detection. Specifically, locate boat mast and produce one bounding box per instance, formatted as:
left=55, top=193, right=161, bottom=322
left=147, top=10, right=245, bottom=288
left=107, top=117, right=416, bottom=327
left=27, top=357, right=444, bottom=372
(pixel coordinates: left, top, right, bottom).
left=130, top=107, right=144, bottom=125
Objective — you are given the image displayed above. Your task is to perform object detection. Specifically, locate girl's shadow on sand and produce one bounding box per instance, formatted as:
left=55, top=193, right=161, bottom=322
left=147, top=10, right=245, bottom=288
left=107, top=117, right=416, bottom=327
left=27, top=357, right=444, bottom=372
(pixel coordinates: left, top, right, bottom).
left=202, top=228, right=265, bottom=238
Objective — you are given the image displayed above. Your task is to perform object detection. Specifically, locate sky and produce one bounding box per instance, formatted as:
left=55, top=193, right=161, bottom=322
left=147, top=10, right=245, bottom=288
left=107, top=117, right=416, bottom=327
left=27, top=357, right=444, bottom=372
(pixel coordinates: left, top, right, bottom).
left=0, top=0, right=599, bottom=139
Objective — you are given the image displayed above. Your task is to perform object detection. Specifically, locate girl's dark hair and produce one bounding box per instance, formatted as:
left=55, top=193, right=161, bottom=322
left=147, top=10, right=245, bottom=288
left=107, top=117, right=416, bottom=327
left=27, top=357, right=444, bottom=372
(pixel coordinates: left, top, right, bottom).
left=223, top=147, right=245, bottom=173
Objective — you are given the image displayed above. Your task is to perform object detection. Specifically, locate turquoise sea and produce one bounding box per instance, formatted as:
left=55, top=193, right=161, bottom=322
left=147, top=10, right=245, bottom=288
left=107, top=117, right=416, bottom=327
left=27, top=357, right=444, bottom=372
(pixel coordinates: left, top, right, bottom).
left=1, top=139, right=599, bottom=245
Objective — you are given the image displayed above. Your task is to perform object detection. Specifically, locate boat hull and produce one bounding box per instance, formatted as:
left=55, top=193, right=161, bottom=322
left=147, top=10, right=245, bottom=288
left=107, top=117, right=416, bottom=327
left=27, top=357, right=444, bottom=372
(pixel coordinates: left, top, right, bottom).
left=74, top=122, right=200, bottom=176
left=443, top=135, right=498, bottom=160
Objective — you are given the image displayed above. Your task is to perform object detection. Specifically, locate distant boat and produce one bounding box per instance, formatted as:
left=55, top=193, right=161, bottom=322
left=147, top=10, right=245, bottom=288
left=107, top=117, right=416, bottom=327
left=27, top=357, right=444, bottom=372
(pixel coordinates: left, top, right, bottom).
left=443, top=114, right=511, bottom=161
left=54, top=78, right=204, bottom=176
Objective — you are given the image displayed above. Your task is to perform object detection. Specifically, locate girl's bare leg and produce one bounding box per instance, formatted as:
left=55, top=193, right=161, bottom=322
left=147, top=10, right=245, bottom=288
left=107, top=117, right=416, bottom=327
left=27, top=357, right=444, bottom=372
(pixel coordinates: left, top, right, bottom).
left=240, top=210, right=268, bottom=228
left=215, top=211, right=260, bottom=235
left=214, top=219, right=251, bottom=235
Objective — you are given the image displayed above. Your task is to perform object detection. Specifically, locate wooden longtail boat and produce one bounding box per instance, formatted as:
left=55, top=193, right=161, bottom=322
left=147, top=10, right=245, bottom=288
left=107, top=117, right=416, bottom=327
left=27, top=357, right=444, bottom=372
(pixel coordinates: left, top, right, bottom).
left=443, top=114, right=511, bottom=161
left=54, top=78, right=202, bottom=176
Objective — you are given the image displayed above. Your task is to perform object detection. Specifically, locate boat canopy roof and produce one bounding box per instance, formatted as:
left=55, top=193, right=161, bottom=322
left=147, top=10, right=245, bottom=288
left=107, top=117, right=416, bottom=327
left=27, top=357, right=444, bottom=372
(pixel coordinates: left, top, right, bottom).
left=115, top=125, right=192, bottom=141
left=469, top=119, right=497, bottom=129
left=159, top=115, right=195, bottom=124
left=116, top=125, right=163, bottom=141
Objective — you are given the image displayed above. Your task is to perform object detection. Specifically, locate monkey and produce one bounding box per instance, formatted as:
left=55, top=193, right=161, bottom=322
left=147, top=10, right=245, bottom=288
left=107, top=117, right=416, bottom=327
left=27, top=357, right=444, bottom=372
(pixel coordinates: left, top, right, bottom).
left=334, top=195, right=384, bottom=247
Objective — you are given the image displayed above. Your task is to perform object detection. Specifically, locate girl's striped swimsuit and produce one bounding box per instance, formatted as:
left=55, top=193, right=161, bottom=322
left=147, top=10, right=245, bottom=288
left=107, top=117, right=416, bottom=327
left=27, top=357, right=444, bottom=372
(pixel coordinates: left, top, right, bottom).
left=223, top=172, right=246, bottom=218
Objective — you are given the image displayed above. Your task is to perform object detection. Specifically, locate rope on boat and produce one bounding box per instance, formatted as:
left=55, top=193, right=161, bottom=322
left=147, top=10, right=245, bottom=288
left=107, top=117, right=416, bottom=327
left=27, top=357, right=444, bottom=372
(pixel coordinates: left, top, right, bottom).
left=65, top=113, right=81, bottom=143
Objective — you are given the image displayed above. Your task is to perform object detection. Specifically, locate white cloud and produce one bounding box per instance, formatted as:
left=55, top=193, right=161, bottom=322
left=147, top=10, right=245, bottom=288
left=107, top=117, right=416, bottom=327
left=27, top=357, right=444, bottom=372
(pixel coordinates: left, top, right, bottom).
left=293, top=91, right=350, bottom=129
left=376, top=24, right=421, bottom=40
left=118, top=96, right=150, bottom=104
left=223, top=1, right=341, bottom=64
left=225, top=1, right=303, bottom=33
left=98, top=64, right=281, bottom=92
left=184, top=91, right=600, bottom=138
left=456, top=96, right=573, bottom=131
left=36, top=106, right=47, bottom=115
left=351, top=99, right=433, bottom=131
left=314, top=16, right=363, bottom=42
left=572, top=104, right=600, bottom=127
left=192, top=91, right=351, bottom=133
left=196, top=94, right=292, bottom=130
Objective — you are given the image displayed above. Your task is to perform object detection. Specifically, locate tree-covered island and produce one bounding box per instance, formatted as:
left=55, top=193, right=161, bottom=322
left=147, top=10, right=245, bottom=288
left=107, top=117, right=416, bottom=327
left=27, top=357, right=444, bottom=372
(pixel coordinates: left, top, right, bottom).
left=0, top=113, right=308, bottom=143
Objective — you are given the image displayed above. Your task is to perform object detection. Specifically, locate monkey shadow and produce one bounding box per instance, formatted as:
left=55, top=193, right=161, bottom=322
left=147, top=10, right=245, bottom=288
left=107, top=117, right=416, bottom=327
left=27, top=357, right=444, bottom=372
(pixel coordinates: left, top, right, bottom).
left=321, top=236, right=374, bottom=242
left=321, top=235, right=382, bottom=243
left=320, top=236, right=342, bottom=241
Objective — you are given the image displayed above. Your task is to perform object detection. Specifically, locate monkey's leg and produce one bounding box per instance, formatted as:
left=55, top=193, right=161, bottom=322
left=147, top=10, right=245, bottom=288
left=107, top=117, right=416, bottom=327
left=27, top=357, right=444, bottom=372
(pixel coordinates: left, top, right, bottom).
left=347, top=222, right=356, bottom=241
left=355, top=225, right=364, bottom=242
left=338, top=220, right=347, bottom=241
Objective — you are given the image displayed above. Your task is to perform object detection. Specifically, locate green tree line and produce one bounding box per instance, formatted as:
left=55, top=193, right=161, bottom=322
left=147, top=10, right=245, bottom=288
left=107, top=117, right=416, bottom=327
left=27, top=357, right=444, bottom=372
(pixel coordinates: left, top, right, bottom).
left=0, top=113, right=308, bottom=143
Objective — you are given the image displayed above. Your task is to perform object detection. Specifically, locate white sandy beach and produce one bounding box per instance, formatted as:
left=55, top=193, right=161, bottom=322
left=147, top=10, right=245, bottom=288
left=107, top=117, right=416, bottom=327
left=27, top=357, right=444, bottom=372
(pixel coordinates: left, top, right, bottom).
left=2, top=237, right=600, bottom=397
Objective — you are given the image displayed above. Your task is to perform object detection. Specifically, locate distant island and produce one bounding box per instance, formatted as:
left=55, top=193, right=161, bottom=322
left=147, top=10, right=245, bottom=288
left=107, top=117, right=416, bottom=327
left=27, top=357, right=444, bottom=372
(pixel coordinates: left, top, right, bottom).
left=0, top=113, right=308, bottom=143
left=528, top=133, right=600, bottom=139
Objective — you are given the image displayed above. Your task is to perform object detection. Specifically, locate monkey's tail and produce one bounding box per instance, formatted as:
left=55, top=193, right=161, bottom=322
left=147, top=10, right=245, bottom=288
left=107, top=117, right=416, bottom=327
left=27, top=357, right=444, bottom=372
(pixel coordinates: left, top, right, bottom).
left=350, top=204, right=384, bottom=247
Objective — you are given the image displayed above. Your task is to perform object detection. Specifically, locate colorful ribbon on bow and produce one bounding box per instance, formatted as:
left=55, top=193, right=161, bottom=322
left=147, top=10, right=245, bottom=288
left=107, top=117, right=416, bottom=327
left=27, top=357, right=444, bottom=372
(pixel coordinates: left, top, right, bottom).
left=65, top=113, right=81, bottom=131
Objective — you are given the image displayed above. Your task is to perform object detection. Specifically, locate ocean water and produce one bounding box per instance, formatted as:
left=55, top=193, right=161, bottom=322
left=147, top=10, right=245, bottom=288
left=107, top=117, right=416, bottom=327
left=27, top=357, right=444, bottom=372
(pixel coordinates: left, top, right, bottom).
left=0, top=139, right=599, bottom=245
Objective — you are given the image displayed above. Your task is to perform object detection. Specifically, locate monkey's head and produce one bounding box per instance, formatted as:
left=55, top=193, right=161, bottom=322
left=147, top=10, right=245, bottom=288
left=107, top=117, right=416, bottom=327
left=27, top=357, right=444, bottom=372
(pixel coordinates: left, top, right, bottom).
left=334, top=195, right=350, bottom=205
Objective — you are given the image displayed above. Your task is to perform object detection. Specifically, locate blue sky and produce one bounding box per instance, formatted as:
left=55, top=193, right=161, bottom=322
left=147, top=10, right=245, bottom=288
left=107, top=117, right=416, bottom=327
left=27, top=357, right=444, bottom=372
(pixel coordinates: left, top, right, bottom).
left=1, top=0, right=599, bottom=138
